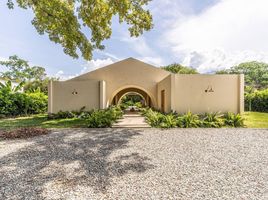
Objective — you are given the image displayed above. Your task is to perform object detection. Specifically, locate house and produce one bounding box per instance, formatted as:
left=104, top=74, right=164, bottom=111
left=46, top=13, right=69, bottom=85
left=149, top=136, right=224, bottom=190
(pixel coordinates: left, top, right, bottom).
left=48, top=58, right=244, bottom=114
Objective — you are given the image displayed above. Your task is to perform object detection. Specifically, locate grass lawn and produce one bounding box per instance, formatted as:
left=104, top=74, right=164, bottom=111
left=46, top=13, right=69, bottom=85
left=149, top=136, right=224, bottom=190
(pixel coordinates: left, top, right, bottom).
left=0, top=112, right=267, bottom=130
left=243, top=112, right=268, bottom=128
left=0, top=114, right=88, bottom=130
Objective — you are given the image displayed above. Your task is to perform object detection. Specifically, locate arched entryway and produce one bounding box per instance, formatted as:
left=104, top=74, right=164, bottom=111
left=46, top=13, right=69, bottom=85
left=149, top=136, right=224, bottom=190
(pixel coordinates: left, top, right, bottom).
left=110, top=87, right=153, bottom=108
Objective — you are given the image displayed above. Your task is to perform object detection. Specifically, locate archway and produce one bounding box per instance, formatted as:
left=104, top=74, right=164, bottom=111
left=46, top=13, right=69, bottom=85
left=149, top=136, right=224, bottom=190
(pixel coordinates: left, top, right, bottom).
left=110, top=87, right=153, bottom=108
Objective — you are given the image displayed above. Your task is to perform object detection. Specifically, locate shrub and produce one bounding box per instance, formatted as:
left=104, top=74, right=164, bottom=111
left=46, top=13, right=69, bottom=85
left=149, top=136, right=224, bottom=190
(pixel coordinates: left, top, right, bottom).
left=86, top=106, right=122, bottom=128
left=48, top=107, right=90, bottom=119
left=26, top=91, right=48, bottom=114
left=245, top=89, right=268, bottom=112
left=144, top=108, right=163, bottom=127
left=159, top=114, right=177, bottom=128
left=0, top=87, right=48, bottom=117
left=179, top=111, right=200, bottom=128
left=201, top=112, right=223, bottom=128
left=223, top=112, right=244, bottom=127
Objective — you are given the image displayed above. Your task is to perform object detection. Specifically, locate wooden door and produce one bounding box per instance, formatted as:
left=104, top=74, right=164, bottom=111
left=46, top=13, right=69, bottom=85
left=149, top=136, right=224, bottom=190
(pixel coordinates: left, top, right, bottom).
left=161, top=90, right=165, bottom=112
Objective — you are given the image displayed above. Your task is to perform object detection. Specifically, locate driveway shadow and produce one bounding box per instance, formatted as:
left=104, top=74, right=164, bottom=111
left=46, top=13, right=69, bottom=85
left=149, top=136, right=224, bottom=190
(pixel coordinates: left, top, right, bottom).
left=0, top=128, right=154, bottom=199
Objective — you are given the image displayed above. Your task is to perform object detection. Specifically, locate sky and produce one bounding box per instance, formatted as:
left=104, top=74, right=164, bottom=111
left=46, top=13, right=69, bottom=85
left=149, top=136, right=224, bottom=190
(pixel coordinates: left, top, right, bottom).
left=1, top=0, right=268, bottom=79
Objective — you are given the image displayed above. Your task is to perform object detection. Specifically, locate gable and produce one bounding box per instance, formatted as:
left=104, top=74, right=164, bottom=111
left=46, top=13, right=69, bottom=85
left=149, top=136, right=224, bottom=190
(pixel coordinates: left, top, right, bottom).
left=69, top=58, right=170, bottom=82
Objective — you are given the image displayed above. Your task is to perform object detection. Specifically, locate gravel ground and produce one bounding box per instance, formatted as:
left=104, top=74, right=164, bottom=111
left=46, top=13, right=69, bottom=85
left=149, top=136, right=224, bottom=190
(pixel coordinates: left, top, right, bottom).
left=0, top=128, right=268, bottom=200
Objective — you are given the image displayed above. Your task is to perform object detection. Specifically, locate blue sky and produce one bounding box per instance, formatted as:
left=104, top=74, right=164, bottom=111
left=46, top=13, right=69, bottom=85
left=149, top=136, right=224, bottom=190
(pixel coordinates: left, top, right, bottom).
left=1, top=0, right=268, bottom=79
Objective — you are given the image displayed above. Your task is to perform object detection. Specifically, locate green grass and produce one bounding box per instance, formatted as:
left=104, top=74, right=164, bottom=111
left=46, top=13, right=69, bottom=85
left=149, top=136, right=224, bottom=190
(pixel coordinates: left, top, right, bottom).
left=0, top=114, right=88, bottom=130
left=243, top=112, right=268, bottom=128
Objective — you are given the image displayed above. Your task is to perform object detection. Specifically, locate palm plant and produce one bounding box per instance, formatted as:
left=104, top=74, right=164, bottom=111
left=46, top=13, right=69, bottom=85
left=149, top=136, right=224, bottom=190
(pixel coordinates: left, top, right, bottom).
left=0, top=80, right=24, bottom=93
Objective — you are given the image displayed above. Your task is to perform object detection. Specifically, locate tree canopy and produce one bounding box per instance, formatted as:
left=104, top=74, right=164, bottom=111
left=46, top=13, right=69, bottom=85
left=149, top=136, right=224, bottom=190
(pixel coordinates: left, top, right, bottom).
left=162, top=63, right=199, bottom=74
left=6, top=0, right=153, bottom=60
left=215, top=61, right=268, bottom=89
left=0, top=55, right=46, bottom=82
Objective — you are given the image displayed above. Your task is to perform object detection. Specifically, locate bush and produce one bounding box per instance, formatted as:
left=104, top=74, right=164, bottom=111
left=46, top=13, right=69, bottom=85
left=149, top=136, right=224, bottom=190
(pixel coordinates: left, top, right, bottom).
left=144, top=108, right=163, bottom=127
left=201, top=112, right=223, bottom=128
left=26, top=91, right=48, bottom=114
left=223, top=112, right=244, bottom=127
left=48, top=107, right=89, bottom=119
left=137, top=108, right=244, bottom=128
left=179, top=111, right=200, bottom=128
left=245, top=89, right=268, bottom=112
left=0, top=89, right=48, bottom=116
left=86, top=106, right=123, bottom=128
left=159, top=114, right=177, bottom=128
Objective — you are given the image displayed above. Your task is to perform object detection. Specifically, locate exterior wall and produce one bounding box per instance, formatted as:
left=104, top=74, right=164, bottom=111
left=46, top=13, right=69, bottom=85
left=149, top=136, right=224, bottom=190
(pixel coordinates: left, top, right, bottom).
left=157, top=74, right=172, bottom=112
left=70, top=58, right=170, bottom=108
left=48, top=80, right=100, bottom=113
left=171, top=74, right=244, bottom=114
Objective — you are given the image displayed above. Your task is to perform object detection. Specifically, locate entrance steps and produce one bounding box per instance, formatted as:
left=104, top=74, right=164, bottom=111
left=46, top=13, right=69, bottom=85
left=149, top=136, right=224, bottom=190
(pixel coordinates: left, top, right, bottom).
left=112, top=113, right=150, bottom=128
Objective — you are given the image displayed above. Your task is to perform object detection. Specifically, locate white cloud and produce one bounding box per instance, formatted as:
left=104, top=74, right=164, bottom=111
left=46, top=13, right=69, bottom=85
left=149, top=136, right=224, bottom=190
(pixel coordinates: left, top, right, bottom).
left=81, top=58, right=114, bottom=74
left=164, top=0, right=268, bottom=72
left=137, top=56, right=164, bottom=67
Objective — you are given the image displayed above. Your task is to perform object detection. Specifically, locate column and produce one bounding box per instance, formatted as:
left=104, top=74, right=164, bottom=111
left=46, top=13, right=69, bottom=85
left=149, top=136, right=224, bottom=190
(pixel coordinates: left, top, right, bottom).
left=99, top=80, right=106, bottom=109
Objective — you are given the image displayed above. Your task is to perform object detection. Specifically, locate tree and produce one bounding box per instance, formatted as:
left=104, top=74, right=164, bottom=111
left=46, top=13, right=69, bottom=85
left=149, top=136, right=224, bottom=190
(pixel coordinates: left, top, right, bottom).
left=6, top=0, right=153, bottom=60
left=162, top=63, right=199, bottom=74
left=0, top=55, right=46, bottom=82
left=215, top=61, right=268, bottom=89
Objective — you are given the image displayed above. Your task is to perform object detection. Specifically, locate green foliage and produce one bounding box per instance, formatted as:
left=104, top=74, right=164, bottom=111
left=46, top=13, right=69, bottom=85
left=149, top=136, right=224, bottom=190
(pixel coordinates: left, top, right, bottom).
left=143, top=109, right=244, bottom=128
left=179, top=111, right=200, bottom=128
left=48, top=107, right=89, bottom=119
left=216, top=61, right=268, bottom=89
left=0, top=86, right=48, bottom=116
left=24, top=77, right=58, bottom=95
left=6, top=1, right=153, bottom=60
left=0, top=80, right=24, bottom=93
left=201, top=112, right=223, bottom=128
left=120, top=94, right=144, bottom=110
left=86, top=106, right=123, bottom=128
left=223, top=112, right=244, bottom=127
left=25, top=90, right=48, bottom=114
left=159, top=114, right=177, bottom=128
left=144, top=108, right=163, bottom=127
left=162, top=63, right=198, bottom=74
left=0, top=55, right=46, bottom=82
left=245, top=89, right=268, bottom=112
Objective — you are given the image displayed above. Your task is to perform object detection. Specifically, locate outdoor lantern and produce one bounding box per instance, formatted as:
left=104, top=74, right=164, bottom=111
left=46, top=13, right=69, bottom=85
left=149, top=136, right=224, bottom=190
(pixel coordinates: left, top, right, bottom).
left=72, top=89, right=78, bottom=95
left=205, top=85, right=214, bottom=93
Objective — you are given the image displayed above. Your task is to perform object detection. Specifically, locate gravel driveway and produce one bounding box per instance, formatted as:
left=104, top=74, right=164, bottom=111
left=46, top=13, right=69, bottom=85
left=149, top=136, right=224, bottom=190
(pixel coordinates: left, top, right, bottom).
left=0, top=128, right=268, bottom=199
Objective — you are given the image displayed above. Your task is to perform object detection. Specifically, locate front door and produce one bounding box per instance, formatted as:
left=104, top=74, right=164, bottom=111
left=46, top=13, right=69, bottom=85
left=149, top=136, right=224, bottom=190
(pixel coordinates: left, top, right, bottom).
left=161, top=90, right=165, bottom=112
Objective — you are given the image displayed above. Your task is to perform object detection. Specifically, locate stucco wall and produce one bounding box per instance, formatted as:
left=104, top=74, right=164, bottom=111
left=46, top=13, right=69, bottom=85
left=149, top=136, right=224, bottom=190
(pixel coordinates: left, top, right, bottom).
left=70, top=58, right=170, bottom=107
left=48, top=80, right=100, bottom=113
left=157, top=74, right=172, bottom=112
left=172, top=74, right=244, bottom=114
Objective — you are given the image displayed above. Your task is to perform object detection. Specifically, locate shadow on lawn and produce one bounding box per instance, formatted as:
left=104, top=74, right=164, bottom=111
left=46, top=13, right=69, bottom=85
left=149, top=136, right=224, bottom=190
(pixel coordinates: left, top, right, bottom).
left=0, top=129, right=154, bottom=199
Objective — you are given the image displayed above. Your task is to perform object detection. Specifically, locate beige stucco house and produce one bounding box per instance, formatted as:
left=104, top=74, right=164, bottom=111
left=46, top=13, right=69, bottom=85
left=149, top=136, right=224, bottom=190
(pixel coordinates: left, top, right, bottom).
left=48, top=58, right=244, bottom=114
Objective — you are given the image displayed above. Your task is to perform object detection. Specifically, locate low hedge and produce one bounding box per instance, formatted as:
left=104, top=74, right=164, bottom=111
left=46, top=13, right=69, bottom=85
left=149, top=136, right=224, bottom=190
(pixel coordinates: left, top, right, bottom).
left=0, top=91, right=48, bottom=117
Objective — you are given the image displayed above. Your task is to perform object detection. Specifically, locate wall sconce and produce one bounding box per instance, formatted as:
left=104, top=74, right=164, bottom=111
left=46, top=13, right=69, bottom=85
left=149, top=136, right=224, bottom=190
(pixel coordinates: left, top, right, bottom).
left=205, top=85, right=214, bottom=93
left=72, top=89, right=78, bottom=95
